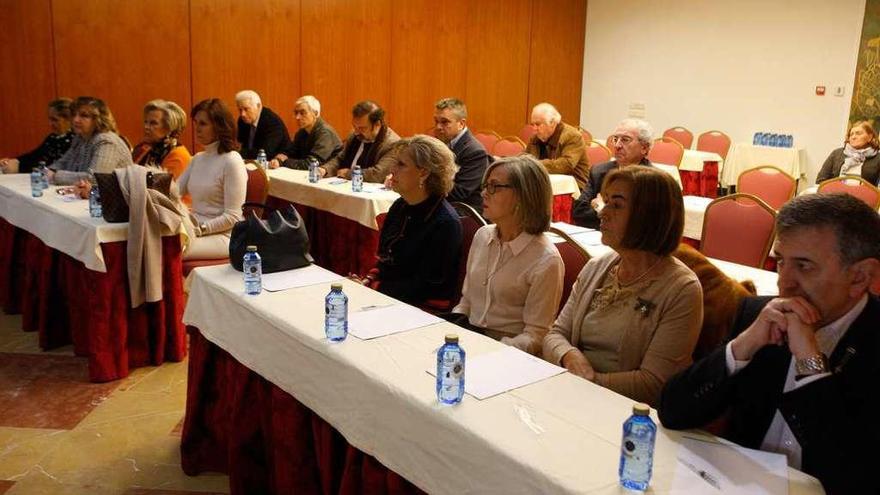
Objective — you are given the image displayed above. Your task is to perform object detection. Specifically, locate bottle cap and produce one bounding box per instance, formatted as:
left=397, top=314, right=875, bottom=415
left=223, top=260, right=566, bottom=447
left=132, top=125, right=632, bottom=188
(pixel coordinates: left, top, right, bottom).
left=246, top=245, right=257, bottom=252
left=445, top=334, right=459, bottom=344
left=331, top=283, right=343, bottom=290
left=632, top=403, right=650, bottom=416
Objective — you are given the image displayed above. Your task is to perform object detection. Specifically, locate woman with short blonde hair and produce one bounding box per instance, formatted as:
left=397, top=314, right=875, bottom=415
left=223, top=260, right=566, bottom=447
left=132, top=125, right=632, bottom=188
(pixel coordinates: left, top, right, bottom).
left=132, top=99, right=192, bottom=180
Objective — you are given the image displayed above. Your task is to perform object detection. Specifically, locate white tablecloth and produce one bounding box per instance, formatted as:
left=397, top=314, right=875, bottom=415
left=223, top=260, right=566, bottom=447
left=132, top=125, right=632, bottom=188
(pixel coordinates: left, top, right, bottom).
left=653, top=163, right=683, bottom=189
left=0, top=174, right=127, bottom=272
left=723, top=143, right=807, bottom=187
left=184, top=265, right=817, bottom=494
left=680, top=149, right=724, bottom=174
left=268, top=169, right=582, bottom=230
left=682, top=195, right=713, bottom=240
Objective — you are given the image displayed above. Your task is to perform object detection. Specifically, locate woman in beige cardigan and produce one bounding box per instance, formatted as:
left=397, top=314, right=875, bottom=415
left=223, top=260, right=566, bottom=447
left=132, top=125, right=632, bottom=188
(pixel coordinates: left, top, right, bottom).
left=543, top=166, right=702, bottom=406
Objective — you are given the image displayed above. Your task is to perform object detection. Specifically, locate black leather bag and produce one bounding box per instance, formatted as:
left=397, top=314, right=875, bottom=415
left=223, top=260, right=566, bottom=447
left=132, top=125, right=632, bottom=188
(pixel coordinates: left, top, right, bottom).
left=229, top=202, right=313, bottom=273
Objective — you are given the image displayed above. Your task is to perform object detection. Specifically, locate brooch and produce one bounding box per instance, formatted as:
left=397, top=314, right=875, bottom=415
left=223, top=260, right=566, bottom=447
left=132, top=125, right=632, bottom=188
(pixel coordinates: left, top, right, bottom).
left=634, top=298, right=655, bottom=317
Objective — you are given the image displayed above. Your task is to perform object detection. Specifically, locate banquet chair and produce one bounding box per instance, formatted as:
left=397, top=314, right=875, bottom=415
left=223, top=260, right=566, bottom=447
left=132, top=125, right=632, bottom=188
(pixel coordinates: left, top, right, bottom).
left=586, top=142, right=612, bottom=166
left=736, top=165, right=796, bottom=211
left=474, top=130, right=501, bottom=153
left=647, top=137, right=685, bottom=167
left=817, top=175, right=880, bottom=209
left=699, top=193, right=776, bottom=268
left=518, top=124, right=537, bottom=145
left=662, top=126, right=694, bottom=149
left=548, top=227, right=590, bottom=313
left=696, top=130, right=732, bottom=160
left=493, top=136, right=526, bottom=158
left=579, top=127, right=593, bottom=145
left=182, top=163, right=270, bottom=277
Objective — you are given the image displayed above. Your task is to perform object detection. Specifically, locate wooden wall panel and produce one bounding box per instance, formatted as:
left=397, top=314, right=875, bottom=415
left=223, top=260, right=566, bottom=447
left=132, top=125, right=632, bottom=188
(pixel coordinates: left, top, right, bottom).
left=190, top=0, right=301, bottom=149
left=52, top=0, right=193, bottom=150
left=301, top=0, right=392, bottom=135
left=388, top=0, right=469, bottom=137
left=528, top=0, right=587, bottom=128
left=464, top=0, right=533, bottom=137
left=0, top=0, right=57, bottom=157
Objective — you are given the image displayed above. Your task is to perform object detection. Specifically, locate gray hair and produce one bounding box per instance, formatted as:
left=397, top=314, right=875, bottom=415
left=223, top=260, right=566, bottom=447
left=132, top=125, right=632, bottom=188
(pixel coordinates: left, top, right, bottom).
left=776, top=193, right=880, bottom=265
left=617, top=118, right=654, bottom=147
left=435, top=97, right=467, bottom=120
left=235, top=90, right=262, bottom=107
left=484, top=155, right=552, bottom=234
left=143, top=99, right=187, bottom=137
left=531, top=102, right=561, bottom=125
left=295, top=95, right=321, bottom=116
left=393, top=135, right=457, bottom=196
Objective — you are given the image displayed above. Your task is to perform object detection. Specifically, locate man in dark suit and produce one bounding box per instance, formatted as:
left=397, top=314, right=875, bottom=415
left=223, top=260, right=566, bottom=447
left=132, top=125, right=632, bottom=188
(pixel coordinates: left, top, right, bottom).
left=432, top=98, right=489, bottom=213
left=659, top=193, right=880, bottom=495
left=572, top=118, right=654, bottom=229
left=235, top=90, right=290, bottom=160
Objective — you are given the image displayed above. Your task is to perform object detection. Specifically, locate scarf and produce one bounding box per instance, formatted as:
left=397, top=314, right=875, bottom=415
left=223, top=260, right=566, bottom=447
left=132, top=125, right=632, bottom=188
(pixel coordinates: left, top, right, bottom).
left=133, top=137, right=177, bottom=168
left=840, top=143, right=878, bottom=177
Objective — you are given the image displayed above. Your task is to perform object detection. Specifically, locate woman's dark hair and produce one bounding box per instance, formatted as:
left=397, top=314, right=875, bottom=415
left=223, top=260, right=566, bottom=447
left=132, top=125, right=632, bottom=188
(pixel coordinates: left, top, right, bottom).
left=352, top=100, right=385, bottom=125
left=191, top=98, right=239, bottom=154
left=48, top=98, right=73, bottom=121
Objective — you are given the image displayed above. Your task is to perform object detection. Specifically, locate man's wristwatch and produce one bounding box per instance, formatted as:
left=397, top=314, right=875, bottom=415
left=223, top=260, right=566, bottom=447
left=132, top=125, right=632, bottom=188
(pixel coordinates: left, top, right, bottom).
left=199, top=222, right=208, bottom=236
left=795, top=353, right=829, bottom=379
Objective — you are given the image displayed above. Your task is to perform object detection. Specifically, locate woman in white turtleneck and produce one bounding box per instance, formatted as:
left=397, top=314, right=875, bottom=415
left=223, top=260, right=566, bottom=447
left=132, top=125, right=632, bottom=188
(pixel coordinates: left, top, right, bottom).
left=178, top=98, right=247, bottom=260
left=816, top=120, right=880, bottom=186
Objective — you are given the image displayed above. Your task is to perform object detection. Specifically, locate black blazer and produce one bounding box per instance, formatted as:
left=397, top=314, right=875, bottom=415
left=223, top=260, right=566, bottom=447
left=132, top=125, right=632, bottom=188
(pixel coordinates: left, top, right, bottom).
left=659, top=295, right=880, bottom=495
left=237, top=106, right=290, bottom=160
left=815, top=147, right=880, bottom=185
left=572, top=158, right=652, bottom=229
left=447, top=129, right=490, bottom=213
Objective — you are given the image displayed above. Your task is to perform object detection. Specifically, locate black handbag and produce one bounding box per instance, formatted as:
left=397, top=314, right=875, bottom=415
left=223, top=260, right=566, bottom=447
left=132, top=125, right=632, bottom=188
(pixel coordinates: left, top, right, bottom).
left=94, top=170, right=172, bottom=223
left=229, top=202, right=313, bottom=273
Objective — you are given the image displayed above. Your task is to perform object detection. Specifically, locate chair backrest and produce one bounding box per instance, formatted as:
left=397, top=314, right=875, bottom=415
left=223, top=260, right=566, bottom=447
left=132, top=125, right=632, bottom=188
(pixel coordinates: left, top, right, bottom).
left=518, top=124, right=537, bottom=145
left=548, top=227, right=590, bottom=313
left=474, top=130, right=501, bottom=153
left=586, top=142, right=612, bottom=166
left=579, top=127, right=593, bottom=146
left=817, top=175, right=880, bottom=209
left=696, top=130, right=732, bottom=160
left=700, top=193, right=776, bottom=268
left=493, top=136, right=526, bottom=157
left=736, top=165, right=796, bottom=211
left=450, top=202, right=489, bottom=306
left=647, top=137, right=685, bottom=167
left=244, top=163, right=270, bottom=217
left=662, top=126, right=694, bottom=149
left=375, top=212, right=388, bottom=231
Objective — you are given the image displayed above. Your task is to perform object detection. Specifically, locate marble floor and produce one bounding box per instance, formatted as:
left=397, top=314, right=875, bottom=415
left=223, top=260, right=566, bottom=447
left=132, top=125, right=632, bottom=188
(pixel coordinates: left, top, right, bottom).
left=0, top=310, right=229, bottom=495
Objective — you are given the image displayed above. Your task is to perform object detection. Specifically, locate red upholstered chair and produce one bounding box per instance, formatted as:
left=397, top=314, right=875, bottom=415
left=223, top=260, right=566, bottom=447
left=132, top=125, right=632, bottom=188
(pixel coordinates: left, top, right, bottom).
left=579, top=127, right=593, bottom=145
left=586, top=142, right=612, bottom=166
left=817, top=175, right=880, bottom=209
left=696, top=130, right=732, bottom=160
left=548, top=227, right=590, bottom=313
left=182, top=163, right=270, bottom=277
left=700, top=193, right=776, bottom=268
left=647, top=137, right=685, bottom=167
left=518, top=124, right=537, bottom=145
left=663, top=126, right=694, bottom=149
left=736, top=165, right=796, bottom=211
left=474, top=130, right=501, bottom=153
left=492, top=136, right=526, bottom=157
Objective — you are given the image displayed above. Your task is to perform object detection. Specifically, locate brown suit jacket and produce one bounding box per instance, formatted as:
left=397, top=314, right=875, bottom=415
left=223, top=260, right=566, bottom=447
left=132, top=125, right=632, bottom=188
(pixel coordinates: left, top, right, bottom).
left=526, top=122, right=590, bottom=189
left=322, top=128, right=401, bottom=183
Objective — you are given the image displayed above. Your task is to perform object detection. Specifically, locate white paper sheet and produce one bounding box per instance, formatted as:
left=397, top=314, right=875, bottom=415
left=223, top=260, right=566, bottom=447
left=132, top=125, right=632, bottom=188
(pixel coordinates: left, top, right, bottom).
left=427, top=346, right=566, bottom=400
left=550, top=222, right=591, bottom=235
left=569, top=229, right=604, bottom=246
left=261, top=264, right=344, bottom=292
left=348, top=304, right=444, bottom=340
left=672, top=436, right=789, bottom=495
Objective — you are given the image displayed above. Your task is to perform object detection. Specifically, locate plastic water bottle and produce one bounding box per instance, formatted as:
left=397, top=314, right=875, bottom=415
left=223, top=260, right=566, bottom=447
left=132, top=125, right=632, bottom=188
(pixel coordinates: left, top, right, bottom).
left=243, top=245, right=262, bottom=295
left=307, top=156, right=320, bottom=183
left=619, top=403, right=656, bottom=491
left=785, top=134, right=793, bottom=148
left=436, top=334, right=465, bottom=404
left=38, top=161, right=49, bottom=189
left=256, top=149, right=268, bottom=170
left=30, top=169, right=43, bottom=197
left=324, top=283, right=348, bottom=341
left=759, top=133, right=770, bottom=146
left=351, top=163, right=363, bottom=192
left=752, top=132, right=762, bottom=145
left=88, top=185, right=102, bottom=217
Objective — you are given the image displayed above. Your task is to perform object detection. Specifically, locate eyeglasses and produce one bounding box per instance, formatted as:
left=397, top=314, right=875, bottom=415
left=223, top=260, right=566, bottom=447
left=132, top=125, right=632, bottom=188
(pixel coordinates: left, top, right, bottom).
left=609, top=135, right=636, bottom=145
left=481, top=182, right=514, bottom=195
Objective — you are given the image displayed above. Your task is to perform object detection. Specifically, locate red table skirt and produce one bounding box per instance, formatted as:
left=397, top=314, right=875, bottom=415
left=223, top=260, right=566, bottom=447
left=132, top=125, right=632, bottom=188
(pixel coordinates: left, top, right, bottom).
left=0, top=218, right=186, bottom=382
left=552, top=194, right=572, bottom=223
left=181, top=328, right=423, bottom=495
left=680, top=161, right=719, bottom=198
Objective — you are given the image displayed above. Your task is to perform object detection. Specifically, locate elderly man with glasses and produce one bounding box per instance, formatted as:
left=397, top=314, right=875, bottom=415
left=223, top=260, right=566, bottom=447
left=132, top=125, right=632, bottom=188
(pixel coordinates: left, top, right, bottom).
left=571, top=118, right=654, bottom=229
left=525, top=102, right=590, bottom=190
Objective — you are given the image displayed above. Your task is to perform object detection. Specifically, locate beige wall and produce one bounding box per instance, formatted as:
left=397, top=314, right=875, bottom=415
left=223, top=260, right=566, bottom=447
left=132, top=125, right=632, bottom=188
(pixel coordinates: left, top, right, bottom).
left=579, top=0, right=865, bottom=184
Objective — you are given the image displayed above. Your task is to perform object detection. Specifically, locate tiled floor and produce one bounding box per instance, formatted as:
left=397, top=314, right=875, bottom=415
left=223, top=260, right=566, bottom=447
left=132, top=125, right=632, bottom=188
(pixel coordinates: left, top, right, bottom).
left=0, top=310, right=229, bottom=494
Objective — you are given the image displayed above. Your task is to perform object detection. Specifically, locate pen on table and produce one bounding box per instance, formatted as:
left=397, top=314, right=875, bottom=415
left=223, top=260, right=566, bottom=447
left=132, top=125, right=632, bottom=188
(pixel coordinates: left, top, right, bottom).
left=359, top=303, right=394, bottom=312
left=679, top=459, right=721, bottom=490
